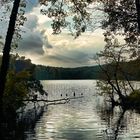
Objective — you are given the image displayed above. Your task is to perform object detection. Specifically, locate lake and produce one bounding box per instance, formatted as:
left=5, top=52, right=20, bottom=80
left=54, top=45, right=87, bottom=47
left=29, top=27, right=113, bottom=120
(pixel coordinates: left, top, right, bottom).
left=24, top=80, right=140, bottom=140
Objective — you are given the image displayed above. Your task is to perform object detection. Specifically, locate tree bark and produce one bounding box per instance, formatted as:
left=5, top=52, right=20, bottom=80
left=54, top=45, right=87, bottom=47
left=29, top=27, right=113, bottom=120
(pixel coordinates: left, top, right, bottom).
left=135, top=0, right=140, bottom=33
left=0, top=0, right=20, bottom=103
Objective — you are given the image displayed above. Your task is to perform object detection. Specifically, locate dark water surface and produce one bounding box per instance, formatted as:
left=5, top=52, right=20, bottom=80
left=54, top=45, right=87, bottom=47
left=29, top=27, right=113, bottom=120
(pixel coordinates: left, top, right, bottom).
left=24, top=80, right=140, bottom=140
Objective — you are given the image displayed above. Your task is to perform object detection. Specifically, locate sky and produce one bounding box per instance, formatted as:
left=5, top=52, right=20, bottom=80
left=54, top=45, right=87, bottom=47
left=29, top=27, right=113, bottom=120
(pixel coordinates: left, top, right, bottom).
left=0, top=0, right=106, bottom=68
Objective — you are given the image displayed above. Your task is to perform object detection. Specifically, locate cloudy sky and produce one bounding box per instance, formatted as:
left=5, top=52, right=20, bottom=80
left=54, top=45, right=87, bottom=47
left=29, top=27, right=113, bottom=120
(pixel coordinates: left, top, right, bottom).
left=0, top=0, right=105, bottom=68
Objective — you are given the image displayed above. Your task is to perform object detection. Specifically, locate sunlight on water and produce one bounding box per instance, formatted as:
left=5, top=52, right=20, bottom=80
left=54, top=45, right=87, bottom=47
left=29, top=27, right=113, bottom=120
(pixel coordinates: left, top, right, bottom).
left=25, top=80, right=140, bottom=140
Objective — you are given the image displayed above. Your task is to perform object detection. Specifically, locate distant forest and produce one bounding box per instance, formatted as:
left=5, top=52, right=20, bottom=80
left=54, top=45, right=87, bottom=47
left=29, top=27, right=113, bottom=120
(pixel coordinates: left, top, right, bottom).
left=4, top=56, right=139, bottom=80
left=34, top=60, right=140, bottom=80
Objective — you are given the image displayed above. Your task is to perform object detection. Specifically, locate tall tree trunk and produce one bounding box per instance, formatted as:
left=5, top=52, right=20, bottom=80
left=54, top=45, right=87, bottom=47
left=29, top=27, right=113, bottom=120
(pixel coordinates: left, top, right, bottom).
left=135, top=0, right=140, bottom=33
left=0, top=0, right=20, bottom=103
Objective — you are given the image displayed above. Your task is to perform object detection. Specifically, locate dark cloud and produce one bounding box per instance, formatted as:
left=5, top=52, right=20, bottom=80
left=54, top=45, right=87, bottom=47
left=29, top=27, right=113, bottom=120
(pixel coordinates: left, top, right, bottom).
left=17, top=13, right=44, bottom=55
left=19, top=32, right=44, bottom=54
left=53, top=51, right=90, bottom=65
left=18, top=14, right=53, bottom=55
left=35, top=50, right=96, bottom=67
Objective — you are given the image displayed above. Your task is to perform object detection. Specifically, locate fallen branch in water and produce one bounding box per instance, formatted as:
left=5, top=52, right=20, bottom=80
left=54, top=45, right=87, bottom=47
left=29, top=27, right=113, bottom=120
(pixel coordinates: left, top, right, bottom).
left=17, top=96, right=84, bottom=114
left=22, top=96, right=84, bottom=103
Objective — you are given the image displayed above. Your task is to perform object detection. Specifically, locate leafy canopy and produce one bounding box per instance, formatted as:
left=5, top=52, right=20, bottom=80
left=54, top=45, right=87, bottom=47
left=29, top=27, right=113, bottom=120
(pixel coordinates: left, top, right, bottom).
left=39, top=0, right=102, bottom=37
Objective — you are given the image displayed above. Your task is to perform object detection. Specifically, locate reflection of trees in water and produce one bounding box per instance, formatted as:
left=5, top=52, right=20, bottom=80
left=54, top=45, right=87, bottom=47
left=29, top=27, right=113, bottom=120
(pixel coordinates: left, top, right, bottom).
left=0, top=102, right=46, bottom=140
left=97, top=100, right=140, bottom=140
left=97, top=101, right=127, bottom=140
left=113, top=110, right=125, bottom=140
left=0, top=97, right=74, bottom=140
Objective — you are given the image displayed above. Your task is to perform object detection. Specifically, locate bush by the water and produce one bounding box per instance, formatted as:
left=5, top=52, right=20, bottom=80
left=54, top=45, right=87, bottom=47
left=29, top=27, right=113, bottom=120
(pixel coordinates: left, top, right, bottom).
left=127, top=90, right=140, bottom=107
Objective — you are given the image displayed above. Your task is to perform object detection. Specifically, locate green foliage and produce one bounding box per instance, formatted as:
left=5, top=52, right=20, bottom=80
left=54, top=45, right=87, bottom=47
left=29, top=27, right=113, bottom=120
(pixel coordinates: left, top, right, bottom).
left=34, top=65, right=103, bottom=80
left=2, top=55, right=47, bottom=111
left=127, top=90, right=140, bottom=106
left=34, top=60, right=140, bottom=80
left=3, top=70, right=30, bottom=111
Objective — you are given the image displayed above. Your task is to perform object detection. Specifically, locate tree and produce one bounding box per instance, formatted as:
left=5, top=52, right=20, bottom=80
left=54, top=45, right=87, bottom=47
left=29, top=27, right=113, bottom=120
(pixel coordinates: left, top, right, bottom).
left=97, top=32, right=126, bottom=105
left=0, top=0, right=27, bottom=103
left=0, top=0, right=21, bottom=104
left=91, top=0, right=140, bottom=109
left=102, top=0, right=140, bottom=44
left=100, top=0, right=140, bottom=79
left=96, top=31, right=140, bottom=107
left=135, top=0, right=140, bottom=32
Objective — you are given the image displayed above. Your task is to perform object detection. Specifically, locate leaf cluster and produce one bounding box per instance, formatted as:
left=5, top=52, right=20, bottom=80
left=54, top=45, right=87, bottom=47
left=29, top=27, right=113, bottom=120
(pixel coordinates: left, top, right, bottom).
left=4, top=70, right=30, bottom=111
left=102, top=0, right=140, bottom=44
left=40, top=0, right=95, bottom=37
left=2, top=55, right=47, bottom=111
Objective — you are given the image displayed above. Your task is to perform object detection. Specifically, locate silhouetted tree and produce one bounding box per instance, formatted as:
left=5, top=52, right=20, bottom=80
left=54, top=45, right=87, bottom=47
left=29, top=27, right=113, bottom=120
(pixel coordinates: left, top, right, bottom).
left=96, top=30, right=140, bottom=107
left=0, top=0, right=21, bottom=104
left=102, top=0, right=140, bottom=43
left=135, top=0, right=140, bottom=32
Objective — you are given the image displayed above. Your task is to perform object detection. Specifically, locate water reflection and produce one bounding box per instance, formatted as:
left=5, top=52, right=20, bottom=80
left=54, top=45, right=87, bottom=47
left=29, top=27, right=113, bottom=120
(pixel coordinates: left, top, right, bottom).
left=1, top=80, right=140, bottom=140
left=97, top=98, right=140, bottom=140
left=97, top=102, right=126, bottom=140
left=33, top=80, right=140, bottom=140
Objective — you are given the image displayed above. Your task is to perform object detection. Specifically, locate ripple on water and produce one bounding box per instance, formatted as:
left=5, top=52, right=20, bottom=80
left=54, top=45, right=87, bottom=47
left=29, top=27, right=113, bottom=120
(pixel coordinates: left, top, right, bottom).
left=24, top=80, right=140, bottom=140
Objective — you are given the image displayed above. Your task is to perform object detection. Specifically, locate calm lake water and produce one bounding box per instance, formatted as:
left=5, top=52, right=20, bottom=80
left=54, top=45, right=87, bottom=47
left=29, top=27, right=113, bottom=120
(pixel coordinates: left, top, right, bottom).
left=24, top=80, right=140, bottom=140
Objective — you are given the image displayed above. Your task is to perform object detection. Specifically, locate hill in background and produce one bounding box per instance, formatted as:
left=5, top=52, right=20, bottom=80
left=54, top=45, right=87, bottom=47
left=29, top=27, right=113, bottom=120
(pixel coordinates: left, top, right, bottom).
left=0, top=55, right=139, bottom=80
